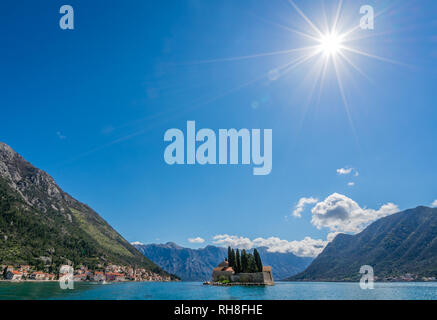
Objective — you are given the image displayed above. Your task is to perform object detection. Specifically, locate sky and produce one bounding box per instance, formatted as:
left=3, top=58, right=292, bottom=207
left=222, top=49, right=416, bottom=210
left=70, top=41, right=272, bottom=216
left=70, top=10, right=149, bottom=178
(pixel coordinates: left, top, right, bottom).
left=0, top=0, right=436, bottom=256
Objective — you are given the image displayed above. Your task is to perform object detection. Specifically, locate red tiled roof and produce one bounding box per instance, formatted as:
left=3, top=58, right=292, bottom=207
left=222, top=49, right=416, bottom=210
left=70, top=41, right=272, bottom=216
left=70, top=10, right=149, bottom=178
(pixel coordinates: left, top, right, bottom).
left=106, top=272, right=124, bottom=276
left=218, top=261, right=229, bottom=268
left=11, top=271, right=23, bottom=275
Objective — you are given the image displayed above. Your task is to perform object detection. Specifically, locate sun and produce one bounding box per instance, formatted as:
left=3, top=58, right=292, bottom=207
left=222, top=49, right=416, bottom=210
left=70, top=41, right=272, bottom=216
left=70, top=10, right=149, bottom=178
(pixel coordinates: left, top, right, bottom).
left=190, top=0, right=403, bottom=122
left=319, top=33, right=343, bottom=56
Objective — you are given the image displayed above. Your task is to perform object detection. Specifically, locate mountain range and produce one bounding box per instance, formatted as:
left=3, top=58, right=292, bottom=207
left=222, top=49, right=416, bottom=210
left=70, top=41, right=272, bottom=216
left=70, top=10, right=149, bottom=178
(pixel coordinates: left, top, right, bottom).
left=0, top=142, right=172, bottom=278
left=133, top=242, right=313, bottom=281
left=289, top=206, right=437, bottom=281
left=3, top=142, right=437, bottom=283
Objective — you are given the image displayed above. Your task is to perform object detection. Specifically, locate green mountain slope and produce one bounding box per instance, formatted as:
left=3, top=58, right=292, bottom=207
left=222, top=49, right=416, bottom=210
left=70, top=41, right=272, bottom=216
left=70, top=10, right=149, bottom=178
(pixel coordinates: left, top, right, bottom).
left=0, top=142, right=169, bottom=276
left=289, top=206, right=437, bottom=281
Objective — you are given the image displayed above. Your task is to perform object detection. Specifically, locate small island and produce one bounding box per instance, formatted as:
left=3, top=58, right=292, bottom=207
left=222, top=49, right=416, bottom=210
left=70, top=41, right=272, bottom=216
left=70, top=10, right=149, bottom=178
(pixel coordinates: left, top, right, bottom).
left=204, top=247, right=274, bottom=286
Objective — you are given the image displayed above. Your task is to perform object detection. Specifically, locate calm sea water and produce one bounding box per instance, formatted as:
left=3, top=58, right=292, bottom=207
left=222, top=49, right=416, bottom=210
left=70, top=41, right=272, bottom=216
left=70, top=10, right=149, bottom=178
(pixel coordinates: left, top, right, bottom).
left=1, top=281, right=437, bottom=300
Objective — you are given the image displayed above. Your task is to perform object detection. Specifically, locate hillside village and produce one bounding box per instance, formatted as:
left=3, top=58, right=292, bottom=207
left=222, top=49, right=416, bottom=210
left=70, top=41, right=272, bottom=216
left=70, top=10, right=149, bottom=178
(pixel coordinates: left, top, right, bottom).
left=1, top=264, right=173, bottom=282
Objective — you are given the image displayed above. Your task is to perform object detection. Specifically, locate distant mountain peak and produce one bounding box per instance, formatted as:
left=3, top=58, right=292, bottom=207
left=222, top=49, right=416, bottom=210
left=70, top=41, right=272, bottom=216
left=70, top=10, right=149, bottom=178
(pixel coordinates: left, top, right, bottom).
left=165, top=242, right=183, bottom=249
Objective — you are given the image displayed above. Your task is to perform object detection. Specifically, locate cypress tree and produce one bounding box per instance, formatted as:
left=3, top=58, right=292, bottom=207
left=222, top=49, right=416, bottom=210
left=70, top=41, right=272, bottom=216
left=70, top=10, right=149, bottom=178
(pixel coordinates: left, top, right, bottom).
left=231, top=248, right=236, bottom=268
left=241, top=249, right=248, bottom=273
left=253, top=248, right=263, bottom=272
left=235, top=249, right=241, bottom=273
left=247, top=253, right=257, bottom=273
left=227, top=246, right=233, bottom=267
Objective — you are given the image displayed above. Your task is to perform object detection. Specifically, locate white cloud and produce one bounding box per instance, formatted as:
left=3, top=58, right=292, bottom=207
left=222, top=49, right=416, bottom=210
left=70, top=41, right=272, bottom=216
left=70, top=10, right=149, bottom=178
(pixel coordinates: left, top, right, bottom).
left=131, top=241, right=144, bottom=246
left=327, top=232, right=340, bottom=242
left=311, top=193, right=399, bottom=233
left=337, top=167, right=359, bottom=176
left=292, top=197, right=318, bottom=218
left=212, top=234, right=253, bottom=249
left=432, top=200, right=437, bottom=207
left=212, top=234, right=328, bottom=257
left=212, top=194, right=400, bottom=258
left=347, top=182, right=355, bottom=187
left=188, top=237, right=205, bottom=244
left=337, top=167, right=352, bottom=175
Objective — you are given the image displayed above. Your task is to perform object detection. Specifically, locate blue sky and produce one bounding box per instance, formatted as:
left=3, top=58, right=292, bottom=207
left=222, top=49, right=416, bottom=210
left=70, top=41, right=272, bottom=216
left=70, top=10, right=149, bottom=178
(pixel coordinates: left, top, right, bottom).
left=1, top=0, right=436, bottom=255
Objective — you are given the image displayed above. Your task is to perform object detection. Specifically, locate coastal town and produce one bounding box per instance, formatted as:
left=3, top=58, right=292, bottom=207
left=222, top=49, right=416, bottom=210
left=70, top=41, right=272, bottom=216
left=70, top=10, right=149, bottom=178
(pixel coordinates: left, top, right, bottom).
left=1, top=264, right=173, bottom=282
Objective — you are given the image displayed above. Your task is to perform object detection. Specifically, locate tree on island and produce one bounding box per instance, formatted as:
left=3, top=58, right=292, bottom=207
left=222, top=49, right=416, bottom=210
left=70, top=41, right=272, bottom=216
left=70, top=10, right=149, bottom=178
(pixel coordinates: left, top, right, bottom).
left=235, top=249, right=241, bottom=273
left=241, top=249, right=248, bottom=272
left=227, top=247, right=263, bottom=273
left=227, top=247, right=234, bottom=267
left=253, top=248, right=263, bottom=272
left=247, top=254, right=255, bottom=273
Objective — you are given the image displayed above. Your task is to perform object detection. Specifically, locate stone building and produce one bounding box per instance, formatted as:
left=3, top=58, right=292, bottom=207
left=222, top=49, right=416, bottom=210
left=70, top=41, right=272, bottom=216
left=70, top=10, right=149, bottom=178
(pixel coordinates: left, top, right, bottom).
left=212, top=261, right=235, bottom=282
left=211, top=261, right=274, bottom=285
left=5, top=270, right=23, bottom=281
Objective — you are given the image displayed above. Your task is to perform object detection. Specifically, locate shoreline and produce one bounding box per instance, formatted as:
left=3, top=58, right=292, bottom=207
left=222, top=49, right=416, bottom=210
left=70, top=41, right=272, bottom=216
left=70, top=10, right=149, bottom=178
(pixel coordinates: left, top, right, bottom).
left=1, top=279, right=436, bottom=284
left=0, top=279, right=176, bottom=283
left=204, top=281, right=272, bottom=286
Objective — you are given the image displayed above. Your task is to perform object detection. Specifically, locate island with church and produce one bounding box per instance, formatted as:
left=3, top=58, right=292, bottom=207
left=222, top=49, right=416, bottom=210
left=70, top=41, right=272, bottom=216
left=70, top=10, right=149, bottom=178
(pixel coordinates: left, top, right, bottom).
left=204, top=247, right=274, bottom=286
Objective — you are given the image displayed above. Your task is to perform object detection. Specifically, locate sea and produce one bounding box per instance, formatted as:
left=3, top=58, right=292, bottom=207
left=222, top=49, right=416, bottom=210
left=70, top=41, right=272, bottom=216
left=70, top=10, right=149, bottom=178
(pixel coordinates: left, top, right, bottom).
left=1, top=281, right=437, bottom=300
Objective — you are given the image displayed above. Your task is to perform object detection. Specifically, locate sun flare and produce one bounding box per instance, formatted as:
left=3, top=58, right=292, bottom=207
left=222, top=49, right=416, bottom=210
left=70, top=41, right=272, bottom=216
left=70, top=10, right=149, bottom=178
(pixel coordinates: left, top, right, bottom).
left=191, top=0, right=403, bottom=127
left=319, top=33, right=343, bottom=56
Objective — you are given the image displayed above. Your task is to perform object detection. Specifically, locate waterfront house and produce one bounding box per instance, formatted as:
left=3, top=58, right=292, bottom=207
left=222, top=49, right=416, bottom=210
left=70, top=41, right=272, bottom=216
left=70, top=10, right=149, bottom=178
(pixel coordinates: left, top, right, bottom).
left=46, top=273, right=56, bottom=280
left=29, top=272, right=46, bottom=280
left=5, top=270, right=23, bottom=281
left=19, top=265, right=31, bottom=272
left=106, top=272, right=125, bottom=282
left=73, top=274, right=87, bottom=282
left=93, top=271, right=105, bottom=282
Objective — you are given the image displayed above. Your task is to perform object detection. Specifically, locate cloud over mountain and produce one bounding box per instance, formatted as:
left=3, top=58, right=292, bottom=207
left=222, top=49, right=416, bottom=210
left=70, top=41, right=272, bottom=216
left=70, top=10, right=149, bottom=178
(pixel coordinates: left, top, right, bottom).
left=311, top=193, right=399, bottom=233
left=212, top=234, right=327, bottom=257
left=292, top=197, right=318, bottom=218
left=188, top=237, right=205, bottom=244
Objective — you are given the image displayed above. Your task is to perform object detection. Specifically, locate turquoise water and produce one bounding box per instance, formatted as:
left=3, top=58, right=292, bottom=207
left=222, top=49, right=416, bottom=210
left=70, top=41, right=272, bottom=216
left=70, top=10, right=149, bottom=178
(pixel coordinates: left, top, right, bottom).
left=1, top=282, right=437, bottom=300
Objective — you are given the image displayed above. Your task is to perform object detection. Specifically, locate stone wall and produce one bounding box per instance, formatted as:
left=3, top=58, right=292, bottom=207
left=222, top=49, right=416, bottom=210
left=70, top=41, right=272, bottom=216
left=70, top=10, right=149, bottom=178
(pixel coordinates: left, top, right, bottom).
left=212, top=270, right=233, bottom=282
left=230, top=271, right=274, bottom=285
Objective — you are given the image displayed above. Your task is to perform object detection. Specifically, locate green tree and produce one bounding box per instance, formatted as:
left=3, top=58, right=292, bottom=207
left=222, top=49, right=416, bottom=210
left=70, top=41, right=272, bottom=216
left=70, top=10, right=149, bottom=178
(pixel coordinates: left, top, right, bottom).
left=235, top=249, right=241, bottom=273
left=253, top=248, right=263, bottom=272
left=231, top=248, right=236, bottom=268
left=227, top=246, right=233, bottom=267
left=247, top=253, right=257, bottom=273
left=241, top=249, right=248, bottom=273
